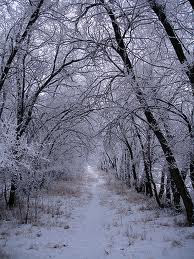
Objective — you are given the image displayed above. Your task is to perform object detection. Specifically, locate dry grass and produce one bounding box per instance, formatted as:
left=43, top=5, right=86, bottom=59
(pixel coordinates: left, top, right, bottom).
left=138, top=202, right=158, bottom=211
left=0, top=173, right=87, bottom=225
left=124, top=224, right=147, bottom=245
left=46, top=179, right=82, bottom=198
left=40, top=201, right=64, bottom=218
left=173, top=216, right=188, bottom=227
left=104, top=176, right=128, bottom=196
left=103, top=175, right=158, bottom=211
left=141, top=214, right=156, bottom=223
left=116, top=206, right=132, bottom=216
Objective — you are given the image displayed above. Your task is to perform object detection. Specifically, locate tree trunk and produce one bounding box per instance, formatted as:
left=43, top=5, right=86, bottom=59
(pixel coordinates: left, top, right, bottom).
left=159, top=166, right=165, bottom=200
left=166, top=173, right=171, bottom=206
left=150, top=174, right=164, bottom=208
left=125, top=150, right=131, bottom=188
left=134, top=125, right=153, bottom=196
left=171, top=180, right=181, bottom=211
left=191, top=106, right=194, bottom=188
left=8, top=181, right=17, bottom=207
left=124, top=138, right=137, bottom=189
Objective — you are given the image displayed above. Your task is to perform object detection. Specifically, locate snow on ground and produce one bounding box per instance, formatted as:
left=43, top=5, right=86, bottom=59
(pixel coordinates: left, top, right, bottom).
left=0, top=168, right=194, bottom=259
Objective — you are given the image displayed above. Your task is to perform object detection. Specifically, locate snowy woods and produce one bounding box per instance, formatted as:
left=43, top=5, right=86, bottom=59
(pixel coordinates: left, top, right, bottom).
left=0, top=0, right=193, bottom=230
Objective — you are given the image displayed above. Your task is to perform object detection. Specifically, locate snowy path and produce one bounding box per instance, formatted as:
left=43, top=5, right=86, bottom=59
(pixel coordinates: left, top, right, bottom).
left=63, top=170, right=125, bottom=259
left=1, top=168, right=194, bottom=259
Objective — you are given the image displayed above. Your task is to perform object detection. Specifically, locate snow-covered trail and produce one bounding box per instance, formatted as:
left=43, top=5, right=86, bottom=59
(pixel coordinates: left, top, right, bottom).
left=46, top=168, right=194, bottom=259
left=60, top=168, right=194, bottom=259
left=1, top=168, right=194, bottom=259
left=63, top=169, right=124, bottom=259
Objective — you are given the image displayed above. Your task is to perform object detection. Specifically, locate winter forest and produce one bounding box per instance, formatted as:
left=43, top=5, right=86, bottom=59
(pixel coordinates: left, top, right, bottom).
left=0, top=0, right=194, bottom=258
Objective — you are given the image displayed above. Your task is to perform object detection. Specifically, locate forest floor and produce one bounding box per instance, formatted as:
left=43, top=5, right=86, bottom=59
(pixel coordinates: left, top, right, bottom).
left=0, top=168, right=194, bottom=259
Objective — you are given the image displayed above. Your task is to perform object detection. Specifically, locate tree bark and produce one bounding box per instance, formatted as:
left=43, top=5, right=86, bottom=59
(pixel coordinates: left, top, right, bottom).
left=159, top=165, right=165, bottom=200
left=171, top=180, right=181, bottom=211
left=166, top=173, right=171, bottom=206
left=134, top=125, right=153, bottom=197
left=124, top=138, right=137, bottom=189
left=8, top=179, right=17, bottom=207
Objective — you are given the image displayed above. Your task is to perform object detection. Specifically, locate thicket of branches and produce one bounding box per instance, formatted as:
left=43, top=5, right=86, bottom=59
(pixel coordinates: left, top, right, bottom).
left=0, top=0, right=193, bottom=225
